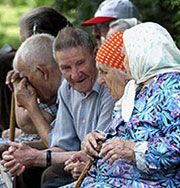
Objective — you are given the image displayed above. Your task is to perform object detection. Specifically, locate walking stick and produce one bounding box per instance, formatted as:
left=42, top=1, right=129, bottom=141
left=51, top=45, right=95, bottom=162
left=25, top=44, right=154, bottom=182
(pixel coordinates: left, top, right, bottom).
left=9, top=92, right=16, bottom=141
left=0, top=92, right=16, bottom=188
left=74, top=140, right=103, bottom=188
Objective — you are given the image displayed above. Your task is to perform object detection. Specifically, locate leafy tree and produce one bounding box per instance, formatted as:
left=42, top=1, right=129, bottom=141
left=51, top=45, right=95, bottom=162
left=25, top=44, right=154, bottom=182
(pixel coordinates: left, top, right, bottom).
left=53, top=0, right=179, bottom=48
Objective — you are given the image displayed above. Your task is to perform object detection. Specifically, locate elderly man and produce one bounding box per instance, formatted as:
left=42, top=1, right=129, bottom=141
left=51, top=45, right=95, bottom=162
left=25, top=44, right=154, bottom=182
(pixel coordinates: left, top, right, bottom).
left=81, top=0, right=142, bottom=48
left=2, top=28, right=116, bottom=188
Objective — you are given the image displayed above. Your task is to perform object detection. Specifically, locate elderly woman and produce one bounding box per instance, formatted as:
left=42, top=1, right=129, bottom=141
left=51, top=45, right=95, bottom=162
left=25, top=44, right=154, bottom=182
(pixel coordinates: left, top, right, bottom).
left=63, top=22, right=180, bottom=187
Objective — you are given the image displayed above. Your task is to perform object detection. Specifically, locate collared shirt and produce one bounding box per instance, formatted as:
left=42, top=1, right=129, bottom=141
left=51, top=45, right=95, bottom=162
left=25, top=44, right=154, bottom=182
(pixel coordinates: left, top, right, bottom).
left=49, top=79, right=116, bottom=151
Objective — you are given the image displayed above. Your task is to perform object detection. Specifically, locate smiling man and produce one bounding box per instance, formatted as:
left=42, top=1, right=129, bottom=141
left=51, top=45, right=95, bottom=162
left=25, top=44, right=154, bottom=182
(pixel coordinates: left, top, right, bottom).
left=50, top=27, right=115, bottom=150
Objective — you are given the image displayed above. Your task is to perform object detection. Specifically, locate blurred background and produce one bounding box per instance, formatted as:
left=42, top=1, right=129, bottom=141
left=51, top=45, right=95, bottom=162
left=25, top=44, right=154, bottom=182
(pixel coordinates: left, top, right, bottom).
left=0, top=0, right=180, bottom=50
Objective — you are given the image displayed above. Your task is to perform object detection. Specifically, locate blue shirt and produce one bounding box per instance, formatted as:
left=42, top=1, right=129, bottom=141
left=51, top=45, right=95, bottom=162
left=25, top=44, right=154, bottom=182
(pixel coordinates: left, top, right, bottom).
left=49, top=79, right=116, bottom=151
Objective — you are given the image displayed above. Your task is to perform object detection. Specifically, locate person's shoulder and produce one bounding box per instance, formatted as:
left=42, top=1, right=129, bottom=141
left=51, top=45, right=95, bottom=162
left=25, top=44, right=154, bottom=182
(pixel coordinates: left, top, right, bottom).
left=59, top=79, right=75, bottom=99
left=157, top=72, right=180, bottom=84
left=153, top=72, right=180, bottom=92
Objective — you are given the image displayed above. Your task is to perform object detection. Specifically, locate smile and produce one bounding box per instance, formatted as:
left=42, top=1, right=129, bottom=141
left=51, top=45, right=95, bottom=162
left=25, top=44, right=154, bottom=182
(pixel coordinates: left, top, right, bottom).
left=76, top=78, right=86, bottom=83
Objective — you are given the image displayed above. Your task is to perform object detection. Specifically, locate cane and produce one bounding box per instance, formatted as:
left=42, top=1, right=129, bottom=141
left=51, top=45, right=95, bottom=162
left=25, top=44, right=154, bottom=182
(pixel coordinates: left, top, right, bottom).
left=74, top=140, right=103, bottom=188
left=9, top=92, right=16, bottom=141
left=0, top=92, right=16, bottom=188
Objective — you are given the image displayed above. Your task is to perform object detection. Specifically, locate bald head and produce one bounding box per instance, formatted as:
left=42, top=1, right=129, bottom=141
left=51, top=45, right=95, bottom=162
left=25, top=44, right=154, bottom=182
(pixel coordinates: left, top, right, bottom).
left=13, top=33, right=56, bottom=73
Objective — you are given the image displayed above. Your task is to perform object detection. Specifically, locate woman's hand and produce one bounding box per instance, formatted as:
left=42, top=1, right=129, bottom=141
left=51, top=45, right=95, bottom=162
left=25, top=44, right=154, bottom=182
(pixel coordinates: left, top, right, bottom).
left=81, top=132, right=106, bottom=157
left=99, top=138, right=136, bottom=165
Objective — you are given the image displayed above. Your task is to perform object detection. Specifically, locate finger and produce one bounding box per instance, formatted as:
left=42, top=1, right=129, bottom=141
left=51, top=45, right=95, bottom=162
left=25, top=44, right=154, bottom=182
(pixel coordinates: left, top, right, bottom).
left=109, top=154, right=119, bottom=166
left=2, top=150, right=11, bottom=158
left=84, top=141, right=98, bottom=157
left=64, top=163, right=73, bottom=172
left=73, top=162, right=85, bottom=174
left=9, top=162, right=22, bottom=177
left=17, top=165, right=26, bottom=176
left=6, top=70, right=14, bottom=85
left=2, top=154, right=14, bottom=161
left=3, top=159, right=17, bottom=169
left=99, top=143, right=114, bottom=157
left=64, top=159, right=72, bottom=166
left=101, top=149, right=116, bottom=163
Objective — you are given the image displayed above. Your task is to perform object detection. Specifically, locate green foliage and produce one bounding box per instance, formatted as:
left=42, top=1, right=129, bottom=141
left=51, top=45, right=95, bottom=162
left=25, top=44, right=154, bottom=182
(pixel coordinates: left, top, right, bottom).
left=0, top=0, right=54, bottom=49
left=0, top=5, right=29, bottom=49
left=0, top=0, right=179, bottom=49
left=131, top=0, right=180, bottom=48
left=53, top=0, right=102, bottom=26
left=53, top=0, right=180, bottom=48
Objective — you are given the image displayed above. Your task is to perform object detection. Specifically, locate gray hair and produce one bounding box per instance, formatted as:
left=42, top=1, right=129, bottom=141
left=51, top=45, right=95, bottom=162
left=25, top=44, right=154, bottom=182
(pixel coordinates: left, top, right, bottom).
left=110, top=18, right=140, bottom=29
left=106, top=18, right=140, bottom=39
left=13, top=33, right=56, bottom=72
left=53, top=27, right=95, bottom=60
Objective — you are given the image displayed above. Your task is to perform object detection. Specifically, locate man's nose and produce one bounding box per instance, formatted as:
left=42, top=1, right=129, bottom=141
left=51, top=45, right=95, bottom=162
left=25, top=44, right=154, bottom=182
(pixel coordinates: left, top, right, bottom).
left=71, top=68, right=81, bottom=81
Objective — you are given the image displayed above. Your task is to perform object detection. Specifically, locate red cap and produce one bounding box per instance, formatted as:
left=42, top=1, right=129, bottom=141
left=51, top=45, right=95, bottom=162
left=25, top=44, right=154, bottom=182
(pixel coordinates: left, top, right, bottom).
left=81, top=17, right=115, bottom=26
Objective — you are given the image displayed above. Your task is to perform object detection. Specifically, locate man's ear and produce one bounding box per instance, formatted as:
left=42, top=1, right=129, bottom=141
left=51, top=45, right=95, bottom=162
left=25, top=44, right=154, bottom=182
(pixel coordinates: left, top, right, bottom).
left=36, top=65, right=49, bottom=81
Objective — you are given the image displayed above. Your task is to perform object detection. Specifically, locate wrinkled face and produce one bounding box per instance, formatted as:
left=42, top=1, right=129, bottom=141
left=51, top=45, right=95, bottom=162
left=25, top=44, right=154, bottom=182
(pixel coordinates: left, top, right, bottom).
left=97, top=63, right=127, bottom=99
left=17, top=61, right=54, bottom=104
left=56, top=46, right=97, bottom=94
left=92, top=22, right=110, bottom=48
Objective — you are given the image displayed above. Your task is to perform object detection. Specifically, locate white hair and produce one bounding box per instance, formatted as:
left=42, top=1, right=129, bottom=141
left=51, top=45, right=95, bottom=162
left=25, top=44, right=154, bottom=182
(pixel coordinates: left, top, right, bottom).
left=13, top=33, right=56, bottom=72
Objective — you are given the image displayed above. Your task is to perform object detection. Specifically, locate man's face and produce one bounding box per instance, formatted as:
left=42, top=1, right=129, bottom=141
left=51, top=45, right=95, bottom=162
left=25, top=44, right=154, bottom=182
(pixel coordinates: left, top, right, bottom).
left=17, top=61, right=54, bottom=104
left=92, top=22, right=110, bottom=48
left=56, top=46, right=97, bottom=94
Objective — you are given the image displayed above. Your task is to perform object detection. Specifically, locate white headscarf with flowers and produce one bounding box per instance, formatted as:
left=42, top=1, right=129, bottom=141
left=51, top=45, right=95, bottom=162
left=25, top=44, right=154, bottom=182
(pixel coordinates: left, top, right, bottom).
left=120, top=22, right=180, bottom=122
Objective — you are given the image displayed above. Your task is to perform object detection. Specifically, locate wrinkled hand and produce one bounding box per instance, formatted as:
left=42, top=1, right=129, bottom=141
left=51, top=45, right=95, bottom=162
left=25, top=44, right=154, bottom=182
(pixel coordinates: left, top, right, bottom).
left=99, top=138, right=136, bottom=165
left=5, top=70, right=20, bottom=91
left=81, top=132, right=106, bottom=157
left=1, top=144, right=25, bottom=177
left=15, top=78, right=37, bottom=109
left=64, top=151, right=92, bottom=179
left=1, top=141, right=35, bottom=177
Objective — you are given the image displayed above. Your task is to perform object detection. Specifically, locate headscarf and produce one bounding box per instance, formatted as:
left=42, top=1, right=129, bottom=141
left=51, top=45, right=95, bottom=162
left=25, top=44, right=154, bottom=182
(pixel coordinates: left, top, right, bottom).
left=122, top=22, right=180, bottom=122
left=96, top=32, right=125, bottom=70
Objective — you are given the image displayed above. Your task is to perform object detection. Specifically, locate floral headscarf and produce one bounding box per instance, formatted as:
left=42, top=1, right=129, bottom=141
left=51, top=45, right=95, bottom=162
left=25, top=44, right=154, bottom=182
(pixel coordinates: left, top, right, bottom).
left=122, top=22, right=180, bottom=122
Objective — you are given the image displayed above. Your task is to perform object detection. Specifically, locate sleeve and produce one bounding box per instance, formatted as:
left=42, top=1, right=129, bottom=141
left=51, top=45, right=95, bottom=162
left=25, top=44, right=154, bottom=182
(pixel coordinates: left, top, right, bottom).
left=95, top=87, right=116, bottom=133
left=134, top=82, right=180, bottom=174
left=49, top=82, right=81, bottom=151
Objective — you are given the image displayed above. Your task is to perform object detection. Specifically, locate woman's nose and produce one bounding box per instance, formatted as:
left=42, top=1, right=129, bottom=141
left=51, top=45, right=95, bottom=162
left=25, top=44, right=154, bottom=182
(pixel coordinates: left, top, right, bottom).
left=97, top=75, right=105, bottom=85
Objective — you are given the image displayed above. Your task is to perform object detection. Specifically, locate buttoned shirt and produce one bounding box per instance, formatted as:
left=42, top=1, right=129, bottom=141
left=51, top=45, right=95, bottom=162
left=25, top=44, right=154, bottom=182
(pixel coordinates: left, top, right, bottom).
left=49, top=79, right=116, bottom=151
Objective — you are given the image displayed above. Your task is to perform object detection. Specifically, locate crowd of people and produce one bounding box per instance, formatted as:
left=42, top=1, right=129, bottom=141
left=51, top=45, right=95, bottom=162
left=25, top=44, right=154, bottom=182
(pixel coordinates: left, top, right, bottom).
left=0, top=0, right=179, bottom=188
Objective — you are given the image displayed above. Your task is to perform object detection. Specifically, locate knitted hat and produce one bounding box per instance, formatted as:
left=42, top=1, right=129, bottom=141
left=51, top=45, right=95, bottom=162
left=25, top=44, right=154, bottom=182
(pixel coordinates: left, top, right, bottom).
left=81, top=0, right=142, bottom=26
left=96, top=32, right=125, bottom=70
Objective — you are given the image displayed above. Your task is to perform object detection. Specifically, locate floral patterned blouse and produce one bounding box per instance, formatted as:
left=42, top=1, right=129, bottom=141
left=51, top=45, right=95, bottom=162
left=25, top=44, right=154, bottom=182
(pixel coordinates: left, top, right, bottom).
left=62, top=72, right=180, bottom=188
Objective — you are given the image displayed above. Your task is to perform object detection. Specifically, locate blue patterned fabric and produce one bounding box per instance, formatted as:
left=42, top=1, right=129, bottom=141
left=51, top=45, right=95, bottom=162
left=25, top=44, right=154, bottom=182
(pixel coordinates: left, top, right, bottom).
left=62, top=72, right=180, bottom=188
